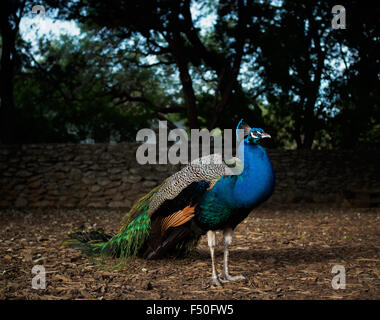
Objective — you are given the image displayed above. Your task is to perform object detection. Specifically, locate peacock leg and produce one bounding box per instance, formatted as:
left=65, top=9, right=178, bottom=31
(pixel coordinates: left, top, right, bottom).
left=219, top=227, right=245, bottom=282
left=206, top=230, right=222, bottom=286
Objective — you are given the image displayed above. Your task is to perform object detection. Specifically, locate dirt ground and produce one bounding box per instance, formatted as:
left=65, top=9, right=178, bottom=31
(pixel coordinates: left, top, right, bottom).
left=0, top=206, right=379, bottom=300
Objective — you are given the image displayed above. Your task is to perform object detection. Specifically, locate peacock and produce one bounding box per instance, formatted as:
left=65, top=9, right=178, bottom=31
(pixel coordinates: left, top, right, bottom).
left=64, top=119, right=275, bottom=286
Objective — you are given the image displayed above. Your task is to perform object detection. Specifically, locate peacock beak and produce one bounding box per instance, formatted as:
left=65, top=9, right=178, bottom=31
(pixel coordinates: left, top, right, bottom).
left=260, top=132, right=271, bottom=139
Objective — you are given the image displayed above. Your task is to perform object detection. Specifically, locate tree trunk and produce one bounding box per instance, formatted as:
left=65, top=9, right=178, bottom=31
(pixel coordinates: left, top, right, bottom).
left=0, top=0, right=26, bottom=144
left=168, top=31, right=199, bottom=129
left=176, top=57, right=199, bottom=129
left=207, top=0, right=246, bottom=129
left=295, top=32, right=325, bottom=148
left=0, top=24, right=16, bottom=144
left=207, top=40, right=245, bottom=130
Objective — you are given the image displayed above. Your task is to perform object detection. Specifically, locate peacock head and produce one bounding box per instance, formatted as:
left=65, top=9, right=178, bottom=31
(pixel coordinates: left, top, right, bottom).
left=236, top=119, right=271, bottom=145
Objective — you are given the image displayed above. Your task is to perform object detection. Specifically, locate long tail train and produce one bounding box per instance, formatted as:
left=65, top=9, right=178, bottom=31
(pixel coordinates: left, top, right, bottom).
left=63, top=185, right=160, bottom=258
left=63, top=184, right=200, bottom=259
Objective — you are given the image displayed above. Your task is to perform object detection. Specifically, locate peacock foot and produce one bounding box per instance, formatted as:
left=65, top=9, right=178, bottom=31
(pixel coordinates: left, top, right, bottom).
left=218, top=273, right=245, bottom=283
left=204, top=275, right=223, bottom=287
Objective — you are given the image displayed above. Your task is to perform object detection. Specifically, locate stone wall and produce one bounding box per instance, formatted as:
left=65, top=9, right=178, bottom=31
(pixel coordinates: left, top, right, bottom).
left=0, top=144, right=379, bottom=208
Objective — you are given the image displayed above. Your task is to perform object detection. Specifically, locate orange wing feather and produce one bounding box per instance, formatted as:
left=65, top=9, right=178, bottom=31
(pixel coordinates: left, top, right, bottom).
left=160, top=205, right=196, bottom=235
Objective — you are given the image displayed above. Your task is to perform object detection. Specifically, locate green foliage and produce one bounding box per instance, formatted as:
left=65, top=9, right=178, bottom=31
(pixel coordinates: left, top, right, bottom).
left=13, top=33, right=162, bottom=142
left=3, top=0, right=379, bottom=148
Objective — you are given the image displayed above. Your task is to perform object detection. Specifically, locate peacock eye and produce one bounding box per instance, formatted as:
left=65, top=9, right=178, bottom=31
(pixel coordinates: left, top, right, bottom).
left=251, top=132, right=259, bottom=139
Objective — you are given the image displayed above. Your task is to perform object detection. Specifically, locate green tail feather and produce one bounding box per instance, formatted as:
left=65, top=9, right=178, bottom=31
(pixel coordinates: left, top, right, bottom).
left=62, top=229, right=113, bottom=257
left=63, top=184, right=161, bottom=258
left=97, top=211, right=151, bottom=258
left=120, top=183, right=162, bottom=232
left=63, top=212, right=152, bottom=259
left=64, top=180, right=200, bottom=259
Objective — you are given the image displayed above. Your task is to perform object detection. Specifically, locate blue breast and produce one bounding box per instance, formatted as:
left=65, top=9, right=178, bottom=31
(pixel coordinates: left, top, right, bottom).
left=232, top=143, right=275, bottom=208
left=195, top=141, right=275, bottom=229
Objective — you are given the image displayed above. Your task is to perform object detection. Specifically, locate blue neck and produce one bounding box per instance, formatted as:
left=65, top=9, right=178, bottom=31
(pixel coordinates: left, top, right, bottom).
left=232, top=141, right=275, bottom=208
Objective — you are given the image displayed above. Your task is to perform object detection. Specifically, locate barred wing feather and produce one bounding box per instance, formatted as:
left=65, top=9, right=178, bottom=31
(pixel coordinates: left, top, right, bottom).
left=147, top=154, right=243, bottom=216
